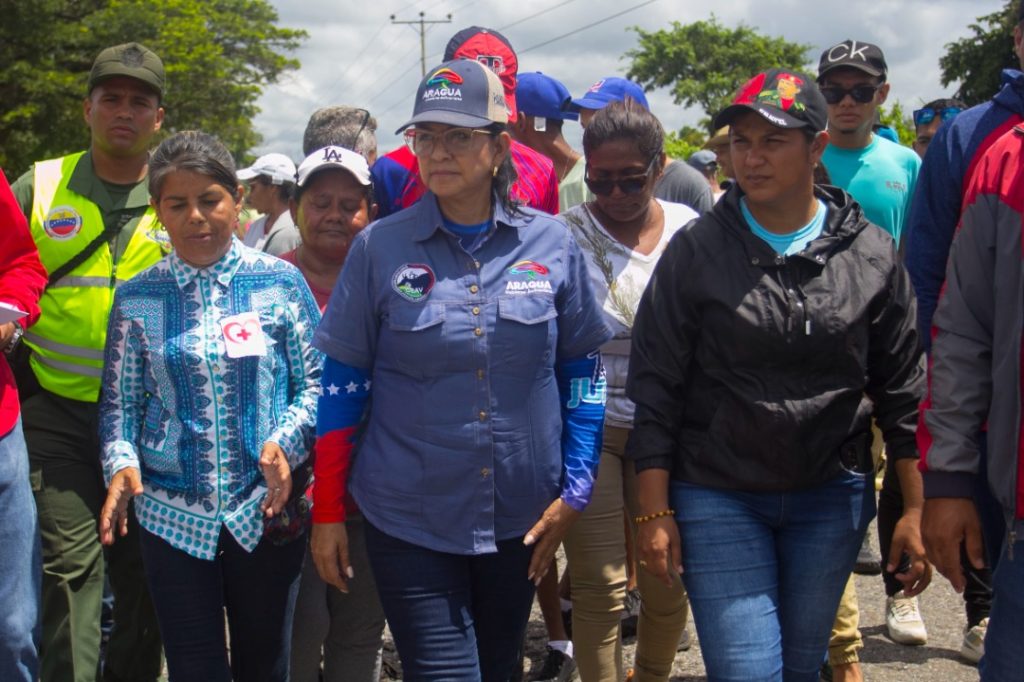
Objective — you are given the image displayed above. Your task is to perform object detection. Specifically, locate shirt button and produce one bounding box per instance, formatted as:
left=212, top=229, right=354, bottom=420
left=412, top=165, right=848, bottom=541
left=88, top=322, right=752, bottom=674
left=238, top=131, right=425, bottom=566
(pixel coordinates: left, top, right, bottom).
left=479, top=410, right=487, bottom=421
left=472, top=306, right=480, bottom=315
left=474, top=327, right=483, bottom=337
left=474, top=260, right=481, bottom=269
left=481, top=467, right=490, bottom=478
left=469, top=284, right=479, bottom=294
left=477, top=369, right=485, bottom=380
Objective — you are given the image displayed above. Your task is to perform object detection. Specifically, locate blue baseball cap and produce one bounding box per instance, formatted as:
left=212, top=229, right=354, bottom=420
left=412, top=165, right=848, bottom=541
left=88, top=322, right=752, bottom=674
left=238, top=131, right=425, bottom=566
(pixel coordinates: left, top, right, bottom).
left=396, top=59, right=508, bottom=134
left=515, top=72, right=578, bottom=122
left=687, top=150, right=717, bottom=171
left=569, top=77, right=649, bottom=112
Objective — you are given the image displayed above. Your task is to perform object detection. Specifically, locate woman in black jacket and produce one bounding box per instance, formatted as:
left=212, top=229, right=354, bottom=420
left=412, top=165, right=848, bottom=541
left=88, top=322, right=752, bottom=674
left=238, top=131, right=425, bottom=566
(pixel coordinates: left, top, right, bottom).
left=625, top=69, right=930, bottom=681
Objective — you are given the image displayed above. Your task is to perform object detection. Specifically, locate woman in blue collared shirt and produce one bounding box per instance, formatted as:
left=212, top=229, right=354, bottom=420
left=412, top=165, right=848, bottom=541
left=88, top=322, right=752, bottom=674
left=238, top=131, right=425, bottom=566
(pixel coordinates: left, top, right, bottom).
left=98, top=131, right=322, bottom=682
left=311, top=59, right=612, bottom=681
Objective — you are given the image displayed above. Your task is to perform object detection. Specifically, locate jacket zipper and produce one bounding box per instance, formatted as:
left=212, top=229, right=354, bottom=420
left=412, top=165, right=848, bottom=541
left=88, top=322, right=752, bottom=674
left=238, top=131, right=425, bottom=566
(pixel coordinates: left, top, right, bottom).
left=777, top=258, right=811, bottom=339
left=109, top=227, right=121, bottom=288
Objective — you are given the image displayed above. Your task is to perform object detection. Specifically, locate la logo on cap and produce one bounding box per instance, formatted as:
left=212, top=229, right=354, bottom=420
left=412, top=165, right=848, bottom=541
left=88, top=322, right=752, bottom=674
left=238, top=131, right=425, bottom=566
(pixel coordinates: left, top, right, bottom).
left=323, top=147, right=346, bottom=162
left=827, top=40, right=870, bottom=63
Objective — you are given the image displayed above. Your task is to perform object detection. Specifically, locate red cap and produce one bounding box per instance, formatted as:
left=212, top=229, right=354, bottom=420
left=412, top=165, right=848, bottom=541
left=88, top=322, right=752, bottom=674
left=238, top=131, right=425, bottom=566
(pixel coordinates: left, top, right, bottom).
left=444, top=26, right=518, bottom=122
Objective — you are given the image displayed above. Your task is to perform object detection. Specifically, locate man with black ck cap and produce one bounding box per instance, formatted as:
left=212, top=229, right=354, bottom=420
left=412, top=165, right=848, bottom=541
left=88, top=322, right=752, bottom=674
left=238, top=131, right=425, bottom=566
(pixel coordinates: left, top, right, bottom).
left=814, top=42, right=927, bottom=682
left=817, top=39, right=920, bottom=248
left=10, top=42, right=166, bottom=682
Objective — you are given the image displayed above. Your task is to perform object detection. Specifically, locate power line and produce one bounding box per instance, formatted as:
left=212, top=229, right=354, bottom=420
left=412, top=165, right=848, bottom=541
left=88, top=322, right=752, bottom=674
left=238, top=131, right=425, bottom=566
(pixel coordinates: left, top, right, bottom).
left=366, top=54, right=426, bottom=107
left=391, top=11, right=453, bottom=76
left=498, top=0, right=579, bottom=31
left=519, top=0, right=658, bottom=54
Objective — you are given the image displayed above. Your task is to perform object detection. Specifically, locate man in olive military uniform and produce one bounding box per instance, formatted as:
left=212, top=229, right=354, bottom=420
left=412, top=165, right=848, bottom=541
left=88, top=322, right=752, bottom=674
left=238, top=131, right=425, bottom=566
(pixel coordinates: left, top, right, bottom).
left=10, top=42, right=166, bottom=682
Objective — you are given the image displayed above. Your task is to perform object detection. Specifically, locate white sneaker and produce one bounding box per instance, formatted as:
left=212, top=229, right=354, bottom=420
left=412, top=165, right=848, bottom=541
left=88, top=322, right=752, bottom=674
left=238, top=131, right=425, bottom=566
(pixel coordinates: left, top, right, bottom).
left=960, top=617, right=988, bottom=664
left=885, top=591, right=928, bottom=645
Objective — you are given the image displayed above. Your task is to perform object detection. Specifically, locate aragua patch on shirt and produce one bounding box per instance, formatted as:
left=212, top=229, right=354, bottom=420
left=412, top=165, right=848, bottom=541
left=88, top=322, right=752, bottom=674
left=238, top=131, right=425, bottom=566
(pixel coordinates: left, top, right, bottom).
left=505, top=259, right=553, bottom=294
left=392, top=263, right=435, bottom=301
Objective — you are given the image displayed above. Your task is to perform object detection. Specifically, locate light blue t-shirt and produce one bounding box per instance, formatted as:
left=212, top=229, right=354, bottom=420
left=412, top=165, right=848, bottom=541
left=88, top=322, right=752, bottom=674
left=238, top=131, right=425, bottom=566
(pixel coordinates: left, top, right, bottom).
left=742, top=198, right=827, bottom=256
left=821, top=135, right=920, bottom=245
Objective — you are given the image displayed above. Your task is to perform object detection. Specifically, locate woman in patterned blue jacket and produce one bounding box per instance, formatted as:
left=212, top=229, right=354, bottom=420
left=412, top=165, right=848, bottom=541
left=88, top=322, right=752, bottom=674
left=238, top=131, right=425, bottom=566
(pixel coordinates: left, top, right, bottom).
left=97, top=131, right=322, bottom=682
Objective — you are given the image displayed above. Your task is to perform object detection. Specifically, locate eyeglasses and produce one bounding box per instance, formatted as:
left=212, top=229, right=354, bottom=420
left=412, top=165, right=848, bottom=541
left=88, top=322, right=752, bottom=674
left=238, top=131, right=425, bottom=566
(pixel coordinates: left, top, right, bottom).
left=912, top=106, right=963, bottom=127
left=584, top=156, right=659, bottom=197
left=348, top=108, right=371, bottom=151
left=404, top=127, right=494, bottom=156
left=819, top=84, right=881, bottom=105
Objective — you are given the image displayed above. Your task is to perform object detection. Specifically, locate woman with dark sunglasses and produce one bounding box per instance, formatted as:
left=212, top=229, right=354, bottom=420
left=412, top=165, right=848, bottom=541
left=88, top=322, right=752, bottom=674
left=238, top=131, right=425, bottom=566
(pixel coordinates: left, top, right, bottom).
left=560, top=98, right=697, bottom=682
left=310, top=58, right=611, bottom=680
left=626, top=69, right=929, bottom=681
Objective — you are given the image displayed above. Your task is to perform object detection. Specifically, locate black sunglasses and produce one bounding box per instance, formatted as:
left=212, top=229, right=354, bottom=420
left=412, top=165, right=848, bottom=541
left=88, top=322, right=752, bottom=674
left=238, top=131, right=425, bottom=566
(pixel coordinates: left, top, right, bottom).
left=585, top=156, right=659, bottom=197
left=912, top=106, right=962, bottom=127
left=819, top=84, right=880, bottom=105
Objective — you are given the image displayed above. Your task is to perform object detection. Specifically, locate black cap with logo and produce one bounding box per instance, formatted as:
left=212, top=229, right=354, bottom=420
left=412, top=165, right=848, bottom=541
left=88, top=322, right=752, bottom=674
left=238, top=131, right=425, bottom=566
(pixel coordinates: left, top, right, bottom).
left=817, top=39, right=888, bottom=81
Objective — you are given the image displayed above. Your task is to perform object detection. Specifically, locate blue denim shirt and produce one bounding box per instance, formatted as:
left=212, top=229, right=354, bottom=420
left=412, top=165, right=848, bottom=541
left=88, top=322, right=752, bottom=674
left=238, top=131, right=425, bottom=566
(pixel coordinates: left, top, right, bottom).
left=314, top=194, right=611, bottom=554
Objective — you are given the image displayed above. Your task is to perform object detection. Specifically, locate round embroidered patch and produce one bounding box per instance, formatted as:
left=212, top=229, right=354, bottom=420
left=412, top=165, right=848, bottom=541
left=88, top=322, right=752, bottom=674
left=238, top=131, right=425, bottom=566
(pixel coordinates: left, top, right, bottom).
left=392, top=263, right=436, bottom=302
left=42, top=205, right=83, bottom=240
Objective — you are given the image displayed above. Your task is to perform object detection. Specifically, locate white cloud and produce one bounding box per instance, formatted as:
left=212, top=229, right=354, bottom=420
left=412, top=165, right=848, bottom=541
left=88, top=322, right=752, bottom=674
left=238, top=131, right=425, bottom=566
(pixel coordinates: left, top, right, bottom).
left=254, top=0, right=1005, bottom=159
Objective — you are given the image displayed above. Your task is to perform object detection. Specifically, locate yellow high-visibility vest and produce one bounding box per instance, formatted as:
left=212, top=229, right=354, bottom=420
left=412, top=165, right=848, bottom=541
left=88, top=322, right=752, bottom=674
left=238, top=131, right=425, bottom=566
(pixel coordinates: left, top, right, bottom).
left=26, top=152, right=170, bottom=402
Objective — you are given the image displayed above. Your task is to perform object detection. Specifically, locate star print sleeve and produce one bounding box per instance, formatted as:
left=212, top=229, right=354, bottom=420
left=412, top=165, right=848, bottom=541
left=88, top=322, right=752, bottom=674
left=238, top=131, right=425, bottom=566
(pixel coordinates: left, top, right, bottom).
left=556, top=352, right=607, bottom=512
left=313, top=356, right=372, bottom=523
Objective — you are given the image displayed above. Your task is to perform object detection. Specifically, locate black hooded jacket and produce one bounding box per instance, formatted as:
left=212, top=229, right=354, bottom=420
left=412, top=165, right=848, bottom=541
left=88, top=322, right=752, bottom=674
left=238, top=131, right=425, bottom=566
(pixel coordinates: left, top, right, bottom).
left=625, top=184, right=925, bottom=491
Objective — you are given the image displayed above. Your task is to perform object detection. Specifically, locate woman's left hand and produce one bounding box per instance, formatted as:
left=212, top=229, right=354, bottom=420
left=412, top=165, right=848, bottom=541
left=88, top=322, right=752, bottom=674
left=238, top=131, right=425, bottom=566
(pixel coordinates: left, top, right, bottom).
left=888, top=509, right=932, bottom=597
left=524, top=498, right=580, bottom=586
left=260, top=442, right=292, bottom=518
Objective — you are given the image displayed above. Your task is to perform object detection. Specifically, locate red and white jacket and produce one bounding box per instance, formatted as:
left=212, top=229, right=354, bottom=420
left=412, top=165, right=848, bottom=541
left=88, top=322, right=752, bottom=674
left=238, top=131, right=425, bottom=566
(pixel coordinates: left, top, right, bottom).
left=918, top=125, right=1024, bottom=539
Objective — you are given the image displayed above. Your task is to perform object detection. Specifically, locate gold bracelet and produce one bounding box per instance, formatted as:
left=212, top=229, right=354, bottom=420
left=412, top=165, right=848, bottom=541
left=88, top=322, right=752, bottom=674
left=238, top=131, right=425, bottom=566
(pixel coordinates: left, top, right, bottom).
left=633, top=509, right=675, bottom=524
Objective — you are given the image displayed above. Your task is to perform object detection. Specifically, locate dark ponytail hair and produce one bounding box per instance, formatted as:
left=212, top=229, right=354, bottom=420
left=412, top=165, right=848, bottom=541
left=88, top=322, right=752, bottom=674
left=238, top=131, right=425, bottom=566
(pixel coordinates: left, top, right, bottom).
left=582, top=98, right=664, bottom=162
left=149, top=130, right=239, bottom=200
left=485, top=123, right=520, bottom=214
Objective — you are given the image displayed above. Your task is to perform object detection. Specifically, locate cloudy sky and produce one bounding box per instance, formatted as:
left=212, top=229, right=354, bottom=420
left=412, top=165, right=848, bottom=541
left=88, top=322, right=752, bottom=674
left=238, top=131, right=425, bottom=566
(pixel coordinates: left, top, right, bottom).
left=254, top=0, right=1004, bottom=159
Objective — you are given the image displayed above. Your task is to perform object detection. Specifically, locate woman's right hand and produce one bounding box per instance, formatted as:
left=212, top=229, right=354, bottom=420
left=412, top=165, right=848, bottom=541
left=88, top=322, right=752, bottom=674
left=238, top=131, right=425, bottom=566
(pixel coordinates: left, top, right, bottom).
left=636, top=515, right=683, bottom=588
left=98, top=467, right=143, bottom=546
left=311, top=522, right=353, bottom=593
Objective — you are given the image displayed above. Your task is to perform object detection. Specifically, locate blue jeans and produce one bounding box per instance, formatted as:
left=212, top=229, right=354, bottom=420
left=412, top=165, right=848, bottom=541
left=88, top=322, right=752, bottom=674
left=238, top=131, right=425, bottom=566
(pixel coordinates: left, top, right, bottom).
left=671, top=469, right=874, bottom=682
left=363, top=521, right=537, bottom=682
left=0, top=418, right=40, bottom=682
left=980, top=520, right=1024, bottom=681
left=138, top=527, right=305, bottom=682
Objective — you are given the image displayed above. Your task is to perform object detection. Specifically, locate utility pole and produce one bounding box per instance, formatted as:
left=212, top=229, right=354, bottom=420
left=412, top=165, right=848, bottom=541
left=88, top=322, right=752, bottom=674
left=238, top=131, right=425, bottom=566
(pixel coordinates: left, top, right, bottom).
left=390, top=11, right=453, bottom=76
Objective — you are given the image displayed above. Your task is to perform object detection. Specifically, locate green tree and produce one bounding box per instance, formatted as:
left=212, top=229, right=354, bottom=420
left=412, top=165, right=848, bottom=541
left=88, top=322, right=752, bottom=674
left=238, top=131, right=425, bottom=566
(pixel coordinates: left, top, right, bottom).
left=0, top=0, right=305, bottom=176
left=878, top=102, right=915, bottom=147
left=663, top=126, right=707, bottom=161
left=940, top=0, right=1020, bottom=106
left=625, top=16, right=812, bottom=132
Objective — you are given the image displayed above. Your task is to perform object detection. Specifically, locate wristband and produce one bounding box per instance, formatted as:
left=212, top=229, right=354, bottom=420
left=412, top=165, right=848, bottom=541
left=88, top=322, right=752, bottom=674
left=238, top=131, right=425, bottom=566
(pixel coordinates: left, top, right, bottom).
left=634, top=509, right=675, bottom=524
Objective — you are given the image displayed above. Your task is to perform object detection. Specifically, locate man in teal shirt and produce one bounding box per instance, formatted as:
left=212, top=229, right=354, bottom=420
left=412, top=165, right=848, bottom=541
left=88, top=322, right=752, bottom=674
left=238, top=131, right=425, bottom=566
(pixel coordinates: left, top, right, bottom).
left=816, top=38, right=926, bottom=682
left=817, top=39, right=920, bottom=248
